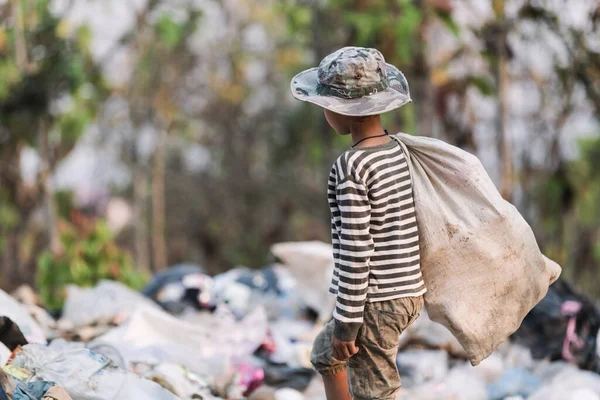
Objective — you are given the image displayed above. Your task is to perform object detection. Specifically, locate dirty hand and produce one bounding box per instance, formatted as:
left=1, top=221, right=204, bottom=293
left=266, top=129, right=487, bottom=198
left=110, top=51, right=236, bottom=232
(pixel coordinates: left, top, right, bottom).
left=332, top=337, right=359, bottom=361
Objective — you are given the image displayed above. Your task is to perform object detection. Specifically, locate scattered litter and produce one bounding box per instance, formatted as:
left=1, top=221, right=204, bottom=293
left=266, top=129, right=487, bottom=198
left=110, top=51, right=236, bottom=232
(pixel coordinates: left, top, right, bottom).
left=61, top=280, right=160, bottom=328
left=487, top=367, right=541, bottom=399
left=0, top=290, right=46, bottom=345
left=0, top=243, right=597, bottom=400
left=7, top=340, right=180, bottom=400
left=14, top=380, right=54, bottom=400
left=42, top=386, right=73, bottom=400
left=397, top=349, right=448, bottom=387
left=0, top=318, right=28, bottom=352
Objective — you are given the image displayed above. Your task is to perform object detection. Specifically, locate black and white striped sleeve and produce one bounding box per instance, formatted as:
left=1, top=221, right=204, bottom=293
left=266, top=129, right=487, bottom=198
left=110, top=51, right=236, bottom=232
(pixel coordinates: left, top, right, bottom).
left=328, top=168, right=342, bottom=293
left=332, top=176, right=375, bottom=341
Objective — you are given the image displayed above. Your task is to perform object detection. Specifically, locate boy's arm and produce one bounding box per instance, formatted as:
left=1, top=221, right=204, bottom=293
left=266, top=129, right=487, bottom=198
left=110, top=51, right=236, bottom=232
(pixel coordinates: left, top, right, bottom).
left=333, top=176, right=374, bottom=341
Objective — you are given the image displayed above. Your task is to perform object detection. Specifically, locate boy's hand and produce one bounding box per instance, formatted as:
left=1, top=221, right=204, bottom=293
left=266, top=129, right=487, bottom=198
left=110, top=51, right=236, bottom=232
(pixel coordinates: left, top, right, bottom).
left=332, top=337, right=359, bottom=361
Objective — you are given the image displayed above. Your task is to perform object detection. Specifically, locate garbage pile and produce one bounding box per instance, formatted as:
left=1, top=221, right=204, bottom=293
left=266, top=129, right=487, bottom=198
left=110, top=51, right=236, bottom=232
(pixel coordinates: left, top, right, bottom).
left=1, top=241, right=599, bottom=400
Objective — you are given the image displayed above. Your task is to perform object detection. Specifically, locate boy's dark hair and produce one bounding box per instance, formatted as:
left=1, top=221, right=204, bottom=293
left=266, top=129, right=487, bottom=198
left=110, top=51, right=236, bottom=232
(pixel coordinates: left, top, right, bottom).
left=354, top=115, right=378, bottom=123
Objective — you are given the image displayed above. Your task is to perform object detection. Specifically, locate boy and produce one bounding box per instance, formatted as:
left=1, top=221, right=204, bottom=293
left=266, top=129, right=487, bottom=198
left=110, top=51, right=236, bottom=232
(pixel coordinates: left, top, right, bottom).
left=290, top=47, right=426, bottom=400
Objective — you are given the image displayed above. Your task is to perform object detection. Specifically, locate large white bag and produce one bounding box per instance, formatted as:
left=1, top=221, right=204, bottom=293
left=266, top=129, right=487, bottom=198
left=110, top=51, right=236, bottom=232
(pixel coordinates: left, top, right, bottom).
left=393, top=132, right=561, bottom=366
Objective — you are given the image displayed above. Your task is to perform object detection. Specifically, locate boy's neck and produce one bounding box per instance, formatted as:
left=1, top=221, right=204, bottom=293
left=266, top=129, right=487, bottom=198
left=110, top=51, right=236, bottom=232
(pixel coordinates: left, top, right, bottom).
left=349, top=117, right=389, bottom=148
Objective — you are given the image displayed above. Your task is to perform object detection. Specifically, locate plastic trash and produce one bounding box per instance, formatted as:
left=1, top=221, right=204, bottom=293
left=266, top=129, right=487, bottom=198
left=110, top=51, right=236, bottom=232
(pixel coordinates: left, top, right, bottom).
left=0, top=290, right=46, bottom=345
left=42, top=386, right=73, bottom=400
left=263, top=365, right=314, bottom=392
left=268, top=319, right=317, bottom=368
left=569, top=389, right=600, bottom=400
left=92, top=303, right=268, bottom=376
left=0, top=370, right=16, bottom=399
left=472, top=352, right=505, bottom=383
left=9, top=340, right=181, bottom=400
left=0, top=317, right=28, bottom=351
left=270, top=242, right=336, bottom=322
left=146, top=267, right=215, bottom=315
left=528, top=362, right=600, bottom=400
left=394, top=133, right=561, bottom=365
left=142, top=263, right=206, bottom=298
left=133, top=362, right=212, bottom=399
left=247, top=385, right=277, bottom=400
left=396, top=349, right=448, bottom=387
left=0, top=343, right=10, bottom=367
left=511, top=279, right=600, bottom=372
left=234, top=362, right=264, bottom=396
left=61, top=281, right=160, bottom=328
left=487, top=367, right=541, bottom=399
left=238, top=266, right=284, bottom=296
left=397, top=363, right=487, bottom=400
left=398, top=308, right=466, bottom=358
left=14, top=380, right=54, bottom=400
left=274, top=388, right=303, bottom=400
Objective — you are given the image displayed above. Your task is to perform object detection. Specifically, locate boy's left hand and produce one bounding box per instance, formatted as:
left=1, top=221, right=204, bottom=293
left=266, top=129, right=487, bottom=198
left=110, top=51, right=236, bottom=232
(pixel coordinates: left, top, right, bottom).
left=332, top=337, right=359, bottom=361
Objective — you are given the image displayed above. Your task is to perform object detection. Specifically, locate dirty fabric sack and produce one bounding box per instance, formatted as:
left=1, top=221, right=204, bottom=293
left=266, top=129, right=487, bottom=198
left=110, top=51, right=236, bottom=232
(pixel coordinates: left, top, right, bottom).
left=393, top=133, right=561, bottom=365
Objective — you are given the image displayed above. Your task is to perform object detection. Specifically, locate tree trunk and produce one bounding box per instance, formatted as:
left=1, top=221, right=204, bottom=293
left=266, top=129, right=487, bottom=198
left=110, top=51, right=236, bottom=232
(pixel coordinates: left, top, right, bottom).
left=38, top=118, right=61, bottom=258
left=414, top=3, right=436, bottom=138
left=132, top=161, right=151, bottom=274
left=151, top=127, right=168, bottom=271
left=11, top=0, right=28, bottom=69
left=494, top=0, right=512, bottom=201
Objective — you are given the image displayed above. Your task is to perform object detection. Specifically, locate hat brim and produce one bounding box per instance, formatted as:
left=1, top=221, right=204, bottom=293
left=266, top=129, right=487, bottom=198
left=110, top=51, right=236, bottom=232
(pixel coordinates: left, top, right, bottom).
left=290, top=63, right=412, bottom=116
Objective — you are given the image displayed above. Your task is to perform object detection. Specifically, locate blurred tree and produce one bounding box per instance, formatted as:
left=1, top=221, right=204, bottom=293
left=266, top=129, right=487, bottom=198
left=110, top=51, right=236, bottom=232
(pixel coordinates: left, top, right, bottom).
left=0, top=0, right=105, bottom=288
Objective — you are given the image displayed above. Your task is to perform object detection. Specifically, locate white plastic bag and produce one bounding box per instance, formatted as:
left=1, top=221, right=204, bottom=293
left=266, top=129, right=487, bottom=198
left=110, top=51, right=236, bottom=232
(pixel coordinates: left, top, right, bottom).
left=528, top=366, right=600, bottom=400
left=0, top=289, right=46, bottom=344
left=398, top=308, right=466, bottom=358
left=61, top=280, right=160, bottom=327
left=393, top=133, right=561, bottom=366
left=397, top=349, right=449, bottom=386
left=92, top=303, right=268, bottom=377
left=12, top=340, right=180, bottom=400
left=270, top=241, right=336, bottom=322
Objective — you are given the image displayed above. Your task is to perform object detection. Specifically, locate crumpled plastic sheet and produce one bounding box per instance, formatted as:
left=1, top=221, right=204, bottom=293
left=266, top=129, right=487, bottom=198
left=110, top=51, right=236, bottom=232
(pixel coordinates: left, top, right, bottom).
left=91, top=303, right=268, bottom=378
left=270, top=241, right=336, bottom=323
left=11, top=340, right=180, bottom=400
left=14, top=380, right=54, bottom=400
left=61, top=280, right=161, bottom=328
left=0, top=290, right=46, bottom=345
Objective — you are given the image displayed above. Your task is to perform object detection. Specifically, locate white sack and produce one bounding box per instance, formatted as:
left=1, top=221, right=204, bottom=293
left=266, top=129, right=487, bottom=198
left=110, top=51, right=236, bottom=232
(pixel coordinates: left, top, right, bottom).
left=393, top=133, right=561, bottom=365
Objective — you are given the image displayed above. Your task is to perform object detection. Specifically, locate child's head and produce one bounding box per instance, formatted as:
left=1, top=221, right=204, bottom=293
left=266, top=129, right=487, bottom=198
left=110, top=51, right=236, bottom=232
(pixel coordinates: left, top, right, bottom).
left=323, top=110, right=380, bottom=135
left=290, top=46, right=411, bottom=119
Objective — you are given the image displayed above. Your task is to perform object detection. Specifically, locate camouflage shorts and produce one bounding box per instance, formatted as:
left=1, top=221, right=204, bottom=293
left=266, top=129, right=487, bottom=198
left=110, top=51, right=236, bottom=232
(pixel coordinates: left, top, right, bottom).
left=310, top=295, right=424, bottom=400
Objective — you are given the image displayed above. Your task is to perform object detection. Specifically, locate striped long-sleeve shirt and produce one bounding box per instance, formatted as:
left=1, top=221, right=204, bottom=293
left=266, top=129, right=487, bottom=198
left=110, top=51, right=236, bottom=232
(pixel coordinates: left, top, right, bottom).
left=328, top=135, right=427, bottom=341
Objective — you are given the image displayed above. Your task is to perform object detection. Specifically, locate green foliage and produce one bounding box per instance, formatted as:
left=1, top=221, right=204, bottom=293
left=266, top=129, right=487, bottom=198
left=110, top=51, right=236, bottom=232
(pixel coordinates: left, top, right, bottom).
left=37, top=219, right=147, bottom=311
left=393, top=1, right=423, bottom=63
left=435, top=10, right=460, bottom=38
left=0, top=2, right=106, bottom=146
left=468, top=76, right=496, bottom=96
left=155, top=14, right=185, bottom=49
left=0, top=60, right=21, bottom=99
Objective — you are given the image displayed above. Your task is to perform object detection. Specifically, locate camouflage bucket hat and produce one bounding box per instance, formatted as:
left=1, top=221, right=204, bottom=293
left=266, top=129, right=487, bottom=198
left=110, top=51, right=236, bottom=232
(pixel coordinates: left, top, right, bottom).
left=290, top=46, right=411, bottom=116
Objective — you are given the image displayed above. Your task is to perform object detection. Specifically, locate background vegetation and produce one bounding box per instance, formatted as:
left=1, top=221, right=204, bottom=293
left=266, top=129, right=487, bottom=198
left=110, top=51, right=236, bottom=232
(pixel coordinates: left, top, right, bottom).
left=1, top=0, right=599, bottom=305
